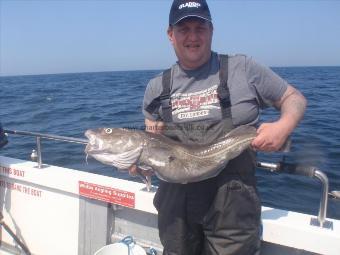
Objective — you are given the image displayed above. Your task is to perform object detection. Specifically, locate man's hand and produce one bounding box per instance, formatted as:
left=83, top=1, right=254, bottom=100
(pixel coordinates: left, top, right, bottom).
left=128, top=164, right=139, bottom=176
left=252, top=121, right=289, bottom=152
left=128, top=164, right=154, bottom=177
left=145, top=118, right=164, bottom=134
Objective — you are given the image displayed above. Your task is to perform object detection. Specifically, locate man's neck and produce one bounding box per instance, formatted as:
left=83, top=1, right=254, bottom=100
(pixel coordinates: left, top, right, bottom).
left=179, top=52, right=212, bottom=71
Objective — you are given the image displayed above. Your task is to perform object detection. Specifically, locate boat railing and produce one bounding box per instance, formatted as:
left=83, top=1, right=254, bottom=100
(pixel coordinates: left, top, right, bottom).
left=3, top=129, right=340, bottom=230
left=4, top=129, right=87, bottom=169
left=257, top=160, right=335, bottom=229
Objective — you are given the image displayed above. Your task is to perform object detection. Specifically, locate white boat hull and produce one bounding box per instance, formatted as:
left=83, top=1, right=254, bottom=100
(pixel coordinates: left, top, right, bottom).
left=0, top=156, right=339, bottom=255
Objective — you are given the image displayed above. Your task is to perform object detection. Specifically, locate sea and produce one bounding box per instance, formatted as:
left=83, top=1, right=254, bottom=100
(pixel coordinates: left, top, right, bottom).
left=1, top=66, right=340, bottom=219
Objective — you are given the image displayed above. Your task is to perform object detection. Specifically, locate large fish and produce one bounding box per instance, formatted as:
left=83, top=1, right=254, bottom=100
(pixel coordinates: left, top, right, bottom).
left=84, top=125, right=257, bottom=184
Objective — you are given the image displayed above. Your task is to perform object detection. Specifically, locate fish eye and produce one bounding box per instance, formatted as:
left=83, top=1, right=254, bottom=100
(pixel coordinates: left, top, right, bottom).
left=105, top=128, right=113, bottom=134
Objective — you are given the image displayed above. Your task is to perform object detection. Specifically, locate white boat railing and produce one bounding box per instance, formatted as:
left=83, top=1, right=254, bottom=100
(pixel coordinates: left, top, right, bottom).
left=257, top=161, right=334, bottom=229
left=4, top=129, right=87, bottom=168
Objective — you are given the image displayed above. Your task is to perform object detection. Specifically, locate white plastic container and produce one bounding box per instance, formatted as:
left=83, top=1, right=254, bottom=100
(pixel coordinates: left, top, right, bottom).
left=94, top=236, right=146, bottom=255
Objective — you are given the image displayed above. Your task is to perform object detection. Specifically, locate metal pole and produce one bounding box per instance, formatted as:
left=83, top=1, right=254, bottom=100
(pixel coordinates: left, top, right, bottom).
left=4, top=129, right=88, bottom=144
left=36, top=136, right=42, bottom=168
left=256, top=162, right=280, bottom=172
left=314, top=169, right=329, bottom=227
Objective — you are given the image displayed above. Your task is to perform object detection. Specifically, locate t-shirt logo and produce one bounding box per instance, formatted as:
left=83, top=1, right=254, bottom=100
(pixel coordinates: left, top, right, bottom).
left=171, top=84, right=220, bottom=120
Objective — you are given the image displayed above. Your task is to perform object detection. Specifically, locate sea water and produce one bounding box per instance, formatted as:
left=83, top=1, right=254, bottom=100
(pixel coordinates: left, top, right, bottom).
left=1, top=66, right=340, bottom=218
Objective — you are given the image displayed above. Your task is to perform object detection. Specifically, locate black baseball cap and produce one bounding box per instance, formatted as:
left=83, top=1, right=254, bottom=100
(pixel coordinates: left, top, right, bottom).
left=169, top=0, right=212, bottom=26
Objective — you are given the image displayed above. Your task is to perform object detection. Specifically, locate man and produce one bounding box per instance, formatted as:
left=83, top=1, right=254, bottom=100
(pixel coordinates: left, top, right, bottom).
left=132, top=0, right=307, bottom=254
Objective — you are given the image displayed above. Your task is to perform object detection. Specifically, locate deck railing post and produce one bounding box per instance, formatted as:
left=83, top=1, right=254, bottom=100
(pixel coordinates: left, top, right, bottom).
left=313, top=170, right=331, bottom=228
left=36, top=136, right=43, bottom=168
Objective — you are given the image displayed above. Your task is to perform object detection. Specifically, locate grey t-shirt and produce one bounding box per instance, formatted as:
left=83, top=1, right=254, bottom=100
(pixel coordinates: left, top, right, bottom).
left=143, top=52, right=288, bottom=126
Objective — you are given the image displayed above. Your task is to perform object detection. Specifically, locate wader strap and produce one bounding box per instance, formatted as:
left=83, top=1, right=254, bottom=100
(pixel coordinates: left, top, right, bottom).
left=145, top=98, right=160, bottom=115
left=146, top=55, right=232, bottom=121
left=217, top=54, right=232, bottom=118
left=144, top=68, right=173, bottom=122
left=160, top=68, right=173, bottom=122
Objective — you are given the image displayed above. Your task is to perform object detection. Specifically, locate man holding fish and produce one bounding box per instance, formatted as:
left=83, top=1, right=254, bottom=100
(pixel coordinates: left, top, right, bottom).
left=140, top=0, right=306, bottom=254
left=86, top=0, right=307, bottom=254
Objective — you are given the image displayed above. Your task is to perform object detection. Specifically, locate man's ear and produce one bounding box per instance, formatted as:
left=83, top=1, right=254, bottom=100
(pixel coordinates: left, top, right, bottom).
left=167, top=26, right=174, bottom=43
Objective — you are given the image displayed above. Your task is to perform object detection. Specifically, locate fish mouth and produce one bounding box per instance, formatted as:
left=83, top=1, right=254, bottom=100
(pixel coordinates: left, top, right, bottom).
left=85, top=130, right=102, bottom=153
left=85, top=143, right=108, bottom=155
left=84, top=129, right=95, bottom=141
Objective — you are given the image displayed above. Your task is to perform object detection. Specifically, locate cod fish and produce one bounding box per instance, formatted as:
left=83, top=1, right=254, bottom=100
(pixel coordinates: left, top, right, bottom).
left=85, top=125, right=257, bottom=184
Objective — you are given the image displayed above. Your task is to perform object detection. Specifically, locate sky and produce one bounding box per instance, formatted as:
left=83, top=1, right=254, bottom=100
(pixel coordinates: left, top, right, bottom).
left=0, top=0, right=340, bottom=76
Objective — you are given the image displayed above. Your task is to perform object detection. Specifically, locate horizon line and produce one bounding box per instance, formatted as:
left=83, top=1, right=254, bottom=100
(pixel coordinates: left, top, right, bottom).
left=1, top=65, right=340, bottom=78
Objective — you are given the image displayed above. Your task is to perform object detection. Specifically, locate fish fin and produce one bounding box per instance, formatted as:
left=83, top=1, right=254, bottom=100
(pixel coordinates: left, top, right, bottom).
left=136, top=167, right=153, bottom=192
left=138, top=165, right=153, bottom=171
left=154, top=172, right=167, bottom=182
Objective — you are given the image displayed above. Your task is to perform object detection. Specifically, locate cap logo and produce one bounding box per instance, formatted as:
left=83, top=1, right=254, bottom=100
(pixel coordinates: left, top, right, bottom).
left=179, top=2, right=201, bottom=10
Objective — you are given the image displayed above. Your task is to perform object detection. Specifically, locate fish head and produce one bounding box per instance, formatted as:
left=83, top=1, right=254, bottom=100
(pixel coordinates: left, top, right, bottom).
left=84, top=128, right=144, bottom=169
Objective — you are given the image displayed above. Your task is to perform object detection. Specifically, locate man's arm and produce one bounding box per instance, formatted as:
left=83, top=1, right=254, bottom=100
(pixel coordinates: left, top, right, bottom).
left=252, top=85, right=307, bottom=152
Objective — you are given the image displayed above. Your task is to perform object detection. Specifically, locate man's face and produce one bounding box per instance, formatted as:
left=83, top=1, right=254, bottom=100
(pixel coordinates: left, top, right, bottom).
left=168, top=17, right=213, bottom=70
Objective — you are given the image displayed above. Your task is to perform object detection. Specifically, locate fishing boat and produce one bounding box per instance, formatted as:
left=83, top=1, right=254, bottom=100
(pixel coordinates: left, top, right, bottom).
left=0, top=130, right=339, bottom=255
